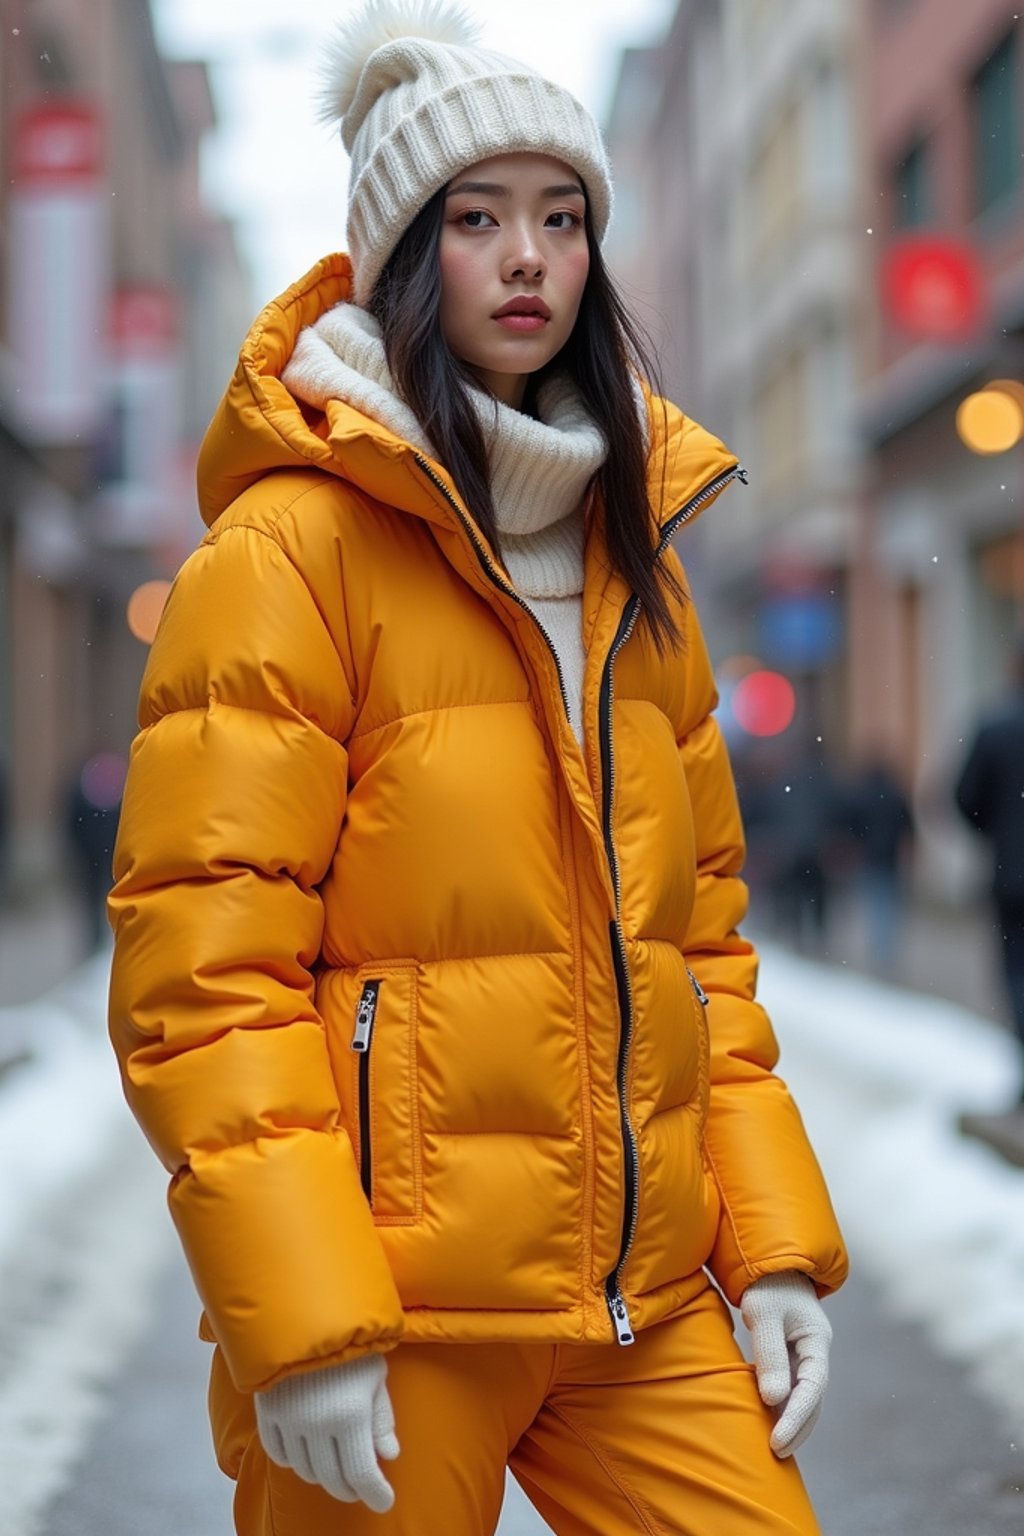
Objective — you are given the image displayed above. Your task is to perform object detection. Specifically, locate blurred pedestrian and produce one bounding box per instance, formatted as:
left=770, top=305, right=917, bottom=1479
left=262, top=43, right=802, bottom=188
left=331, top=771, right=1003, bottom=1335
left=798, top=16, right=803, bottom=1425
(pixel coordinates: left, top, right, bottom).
left=763, top=750, right=843, bottom=955
left=731, top=737, right=788, bottom=908
left=108, top=5, right=847, bottom=1533
left=955, top=635, right=1024, bottom=1112
left=841, top=755, right=914, bottom=978
left=65, top=750, right=126, bottom=953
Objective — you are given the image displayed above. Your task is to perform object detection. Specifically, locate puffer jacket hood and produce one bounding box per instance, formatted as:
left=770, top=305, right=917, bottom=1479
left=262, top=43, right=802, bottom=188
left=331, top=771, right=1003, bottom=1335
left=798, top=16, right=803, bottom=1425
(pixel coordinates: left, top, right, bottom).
left=196, top=253, right=738, bottom=549
left=110, top=256, right=846, bottom=1468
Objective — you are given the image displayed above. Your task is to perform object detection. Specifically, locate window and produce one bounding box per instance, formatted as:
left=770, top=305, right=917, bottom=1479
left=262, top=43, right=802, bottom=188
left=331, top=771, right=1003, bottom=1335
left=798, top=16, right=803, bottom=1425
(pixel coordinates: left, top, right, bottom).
left=750, top=94, right=803, bottom=275
left=754, top=347, right=809, bottom=502
left=893, top=138, right=931, bottom=228
left=809, top=326, right=855, bottom=466
left=973, top=30, right=1019, bottom=214
left=808, top=64, right=853, bottom=202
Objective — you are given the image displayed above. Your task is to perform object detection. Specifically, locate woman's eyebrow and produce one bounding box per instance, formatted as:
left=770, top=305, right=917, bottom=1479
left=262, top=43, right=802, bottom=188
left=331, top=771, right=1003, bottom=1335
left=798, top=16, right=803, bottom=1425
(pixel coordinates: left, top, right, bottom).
left=446, top=180, right=508, bottom=196
left=445, top=180, right=585, bottom=198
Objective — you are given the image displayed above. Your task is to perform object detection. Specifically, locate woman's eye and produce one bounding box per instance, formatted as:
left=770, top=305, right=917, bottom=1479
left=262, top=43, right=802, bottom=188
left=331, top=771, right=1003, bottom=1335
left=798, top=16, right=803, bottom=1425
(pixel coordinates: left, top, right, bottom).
left=546, top=211, right=583, bottom=230
left=461, top=209, right=496, bottom=228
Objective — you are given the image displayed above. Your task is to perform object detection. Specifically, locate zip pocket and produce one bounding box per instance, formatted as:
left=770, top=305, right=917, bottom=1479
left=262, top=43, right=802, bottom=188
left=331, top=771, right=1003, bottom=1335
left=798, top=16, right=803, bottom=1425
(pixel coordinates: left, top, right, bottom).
left=344, top=965, right=421, bottom=1223
left=352, top=980, right=382, bottom=1201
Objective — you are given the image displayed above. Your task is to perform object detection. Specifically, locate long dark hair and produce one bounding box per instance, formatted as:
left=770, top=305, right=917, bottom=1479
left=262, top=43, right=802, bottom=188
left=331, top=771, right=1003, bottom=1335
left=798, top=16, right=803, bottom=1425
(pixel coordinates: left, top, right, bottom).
left=369, top=186, right=684, bottom=653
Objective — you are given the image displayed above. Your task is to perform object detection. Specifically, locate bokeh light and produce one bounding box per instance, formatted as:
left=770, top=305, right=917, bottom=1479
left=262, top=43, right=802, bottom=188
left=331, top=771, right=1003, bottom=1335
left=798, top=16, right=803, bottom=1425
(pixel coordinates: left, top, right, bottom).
left=126, top=580, right=172, bottom=644
left=882, top=235, right=985, bottom=341
left=79, top=751, right=128, bottom=809
left=718, top=653, right=763, bottom=680
left=731, top=670, right=797, bottom=737
left=956, top=386, right=1024, bottom=455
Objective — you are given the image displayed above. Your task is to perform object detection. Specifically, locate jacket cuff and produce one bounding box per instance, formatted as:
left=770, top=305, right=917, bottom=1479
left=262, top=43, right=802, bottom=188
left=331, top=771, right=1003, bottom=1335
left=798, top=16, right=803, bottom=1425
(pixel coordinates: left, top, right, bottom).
left=171, top=1128, right=405, bottom=1392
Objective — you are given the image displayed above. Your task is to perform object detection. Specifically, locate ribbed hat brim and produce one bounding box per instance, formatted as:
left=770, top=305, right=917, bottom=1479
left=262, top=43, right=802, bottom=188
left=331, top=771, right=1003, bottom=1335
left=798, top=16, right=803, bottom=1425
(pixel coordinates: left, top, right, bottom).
left=346, top=71, right=613, bottom=305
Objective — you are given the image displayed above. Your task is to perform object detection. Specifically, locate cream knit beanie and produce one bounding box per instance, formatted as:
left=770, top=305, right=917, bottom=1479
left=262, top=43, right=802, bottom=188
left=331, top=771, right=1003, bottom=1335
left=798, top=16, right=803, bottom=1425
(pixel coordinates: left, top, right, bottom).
left=317, top=0, right=614, bottom=306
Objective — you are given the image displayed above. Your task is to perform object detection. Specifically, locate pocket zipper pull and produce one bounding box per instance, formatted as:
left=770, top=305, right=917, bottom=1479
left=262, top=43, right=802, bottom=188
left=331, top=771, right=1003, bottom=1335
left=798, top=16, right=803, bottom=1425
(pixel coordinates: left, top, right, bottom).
left=687, top=967, right=709, bottom=1007
left=352, top=980, right=381, bottom=1051
left=607, top=1289, right=635, bottom=1346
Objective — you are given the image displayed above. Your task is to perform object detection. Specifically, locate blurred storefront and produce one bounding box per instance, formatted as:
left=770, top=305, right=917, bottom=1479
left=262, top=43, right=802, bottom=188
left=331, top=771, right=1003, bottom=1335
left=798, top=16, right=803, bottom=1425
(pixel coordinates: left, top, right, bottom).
left=854, top=0, right=1024, bottom=898
left=0, top=0, right=247, bottom=903
left=604, top=0, right=864, bottom=755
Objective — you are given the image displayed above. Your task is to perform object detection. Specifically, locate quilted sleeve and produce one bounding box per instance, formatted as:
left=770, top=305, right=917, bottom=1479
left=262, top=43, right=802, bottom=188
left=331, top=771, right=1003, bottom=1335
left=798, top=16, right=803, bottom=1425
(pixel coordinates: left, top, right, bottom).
left=108, top=517, right=404, bottom=1393
left=675, top=596, right=848, bottom=1306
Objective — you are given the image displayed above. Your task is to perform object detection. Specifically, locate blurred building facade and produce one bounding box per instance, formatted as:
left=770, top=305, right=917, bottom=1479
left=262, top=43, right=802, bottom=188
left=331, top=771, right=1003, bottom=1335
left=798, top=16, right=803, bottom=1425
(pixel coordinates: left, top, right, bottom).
left=0, top=0, right=247, bottom=903
left=607, top=0, right=1024, bottom=905
left=605, top=0, right=863, bottom=751
left=855, top=0, right=1024, bottom=896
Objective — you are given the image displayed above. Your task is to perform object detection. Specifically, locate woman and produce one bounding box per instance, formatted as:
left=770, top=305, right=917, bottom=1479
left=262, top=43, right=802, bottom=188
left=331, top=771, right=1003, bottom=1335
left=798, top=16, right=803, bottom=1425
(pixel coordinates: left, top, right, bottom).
left=108, top=4, right=848, bottom=1532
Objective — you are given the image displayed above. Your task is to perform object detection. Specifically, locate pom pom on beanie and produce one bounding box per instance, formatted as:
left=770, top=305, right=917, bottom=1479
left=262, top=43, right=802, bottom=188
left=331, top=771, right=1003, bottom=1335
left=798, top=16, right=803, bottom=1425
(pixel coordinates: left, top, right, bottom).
left=316, top=1, right=480, bottom=128
left=317, top=0, right=614, bottom=306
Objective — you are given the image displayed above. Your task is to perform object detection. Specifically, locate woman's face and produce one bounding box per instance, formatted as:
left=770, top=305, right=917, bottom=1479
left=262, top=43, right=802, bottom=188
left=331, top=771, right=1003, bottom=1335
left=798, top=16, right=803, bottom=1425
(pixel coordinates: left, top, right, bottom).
left=438, top=152, right=591, bottom=410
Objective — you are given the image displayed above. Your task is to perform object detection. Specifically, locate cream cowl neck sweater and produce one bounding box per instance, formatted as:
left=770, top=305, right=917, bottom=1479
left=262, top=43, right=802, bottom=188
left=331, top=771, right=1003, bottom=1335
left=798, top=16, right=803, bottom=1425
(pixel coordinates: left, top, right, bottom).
left=282, top=303, right=607, bottom=745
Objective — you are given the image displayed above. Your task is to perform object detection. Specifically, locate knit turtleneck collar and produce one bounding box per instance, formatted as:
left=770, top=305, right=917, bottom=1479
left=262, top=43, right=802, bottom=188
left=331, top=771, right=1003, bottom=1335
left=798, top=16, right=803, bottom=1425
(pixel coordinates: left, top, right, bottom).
left=281, top=302, right=607, bottom=598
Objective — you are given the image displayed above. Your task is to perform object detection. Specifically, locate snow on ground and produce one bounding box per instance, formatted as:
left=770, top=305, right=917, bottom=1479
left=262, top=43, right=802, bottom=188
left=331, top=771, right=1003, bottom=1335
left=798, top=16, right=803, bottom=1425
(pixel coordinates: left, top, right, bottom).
left=757, top=938, right=1024, bottom=1435
left=1, top=936, right=1023, bottom=1463
left=0, top=951, right=173, bottom=1535
left=0, top=949, right=131, bottom=1259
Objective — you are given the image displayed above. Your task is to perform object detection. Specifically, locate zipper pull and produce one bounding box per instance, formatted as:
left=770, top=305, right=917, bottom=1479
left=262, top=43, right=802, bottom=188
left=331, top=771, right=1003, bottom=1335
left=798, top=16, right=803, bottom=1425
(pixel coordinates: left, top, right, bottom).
left=608, top=1289, right=635, bottom=1346
left=687, top=967, right=709, bottom=1007
left=737, top=465, right=749, bottom=485
left=352, top=980, right=381, bottom=1051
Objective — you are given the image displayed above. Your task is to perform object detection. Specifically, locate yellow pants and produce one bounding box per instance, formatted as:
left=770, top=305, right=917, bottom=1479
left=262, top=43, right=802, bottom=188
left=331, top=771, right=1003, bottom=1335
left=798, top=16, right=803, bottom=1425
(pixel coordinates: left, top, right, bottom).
left=232, top=1283, right=820, bottom=1536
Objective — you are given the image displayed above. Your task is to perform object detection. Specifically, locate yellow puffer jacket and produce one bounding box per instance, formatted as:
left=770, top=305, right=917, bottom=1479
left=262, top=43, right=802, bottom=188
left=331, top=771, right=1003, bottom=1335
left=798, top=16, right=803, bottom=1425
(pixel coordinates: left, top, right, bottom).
left=109, top=255, right=847, bottom=1413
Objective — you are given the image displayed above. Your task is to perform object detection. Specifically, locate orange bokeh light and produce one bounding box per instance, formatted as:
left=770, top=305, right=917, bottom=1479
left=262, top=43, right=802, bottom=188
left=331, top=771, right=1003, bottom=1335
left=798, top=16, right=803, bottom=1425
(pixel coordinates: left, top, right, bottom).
left=956, top=387, right=1024, bottom=455
left=126, top=580, right=171, bottom=644
left=718, top=653, right=763, bottom=681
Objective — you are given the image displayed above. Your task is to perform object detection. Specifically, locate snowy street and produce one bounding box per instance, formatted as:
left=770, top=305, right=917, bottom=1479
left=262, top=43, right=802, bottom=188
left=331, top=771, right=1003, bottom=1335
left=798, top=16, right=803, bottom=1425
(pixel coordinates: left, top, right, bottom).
left=1, top=942, right=1023, bottom=1534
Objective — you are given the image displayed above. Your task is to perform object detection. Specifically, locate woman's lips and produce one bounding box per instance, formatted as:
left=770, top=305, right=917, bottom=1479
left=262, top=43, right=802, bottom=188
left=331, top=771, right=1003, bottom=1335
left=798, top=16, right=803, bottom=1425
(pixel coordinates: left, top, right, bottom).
left=493, top=313, right=549, bottom=332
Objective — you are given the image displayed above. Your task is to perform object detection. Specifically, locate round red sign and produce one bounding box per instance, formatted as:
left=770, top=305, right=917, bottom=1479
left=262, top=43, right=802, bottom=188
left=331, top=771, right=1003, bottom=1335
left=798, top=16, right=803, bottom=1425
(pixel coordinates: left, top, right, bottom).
left=881, top=235, right=985, bottom=341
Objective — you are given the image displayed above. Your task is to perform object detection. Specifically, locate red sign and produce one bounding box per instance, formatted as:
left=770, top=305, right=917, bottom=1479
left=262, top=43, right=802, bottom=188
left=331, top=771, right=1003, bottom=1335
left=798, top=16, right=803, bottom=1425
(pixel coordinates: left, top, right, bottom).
left=881, top=235, right=985, bottom=341
left=110, top=287, right=178, bottom=356
left=14, top=101, right=103, bottom=187
left=7, top=100, right=108, bottom=441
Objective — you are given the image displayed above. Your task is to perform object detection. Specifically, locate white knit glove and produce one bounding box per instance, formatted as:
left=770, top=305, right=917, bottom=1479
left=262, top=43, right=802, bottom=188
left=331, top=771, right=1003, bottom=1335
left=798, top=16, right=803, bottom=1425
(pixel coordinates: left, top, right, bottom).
left=740, top=1271, right=832, bottom=1458
left=254, top=1353, right=399, bottom=1512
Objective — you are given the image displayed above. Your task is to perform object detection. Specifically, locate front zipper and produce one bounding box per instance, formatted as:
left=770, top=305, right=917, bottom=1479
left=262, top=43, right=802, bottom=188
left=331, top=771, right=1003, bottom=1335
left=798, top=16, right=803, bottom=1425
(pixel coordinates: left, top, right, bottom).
left=600, top=594, right=643, bottom=1344
left=600, top=461, right=746, bottom=1346
left=414, top=455, right=573, bottom=723
left=417, top=449, right=746, bottom=1345
left=415, top=454, right=746, bottom=730
left=655, top=464, right=747, bottom=556
left=352, top=979, right=382, bottom=1201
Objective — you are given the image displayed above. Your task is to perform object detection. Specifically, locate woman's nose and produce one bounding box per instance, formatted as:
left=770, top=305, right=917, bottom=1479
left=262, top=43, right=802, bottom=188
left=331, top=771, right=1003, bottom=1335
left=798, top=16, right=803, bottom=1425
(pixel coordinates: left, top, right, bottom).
left=502, top=229, right=546, bottom=282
